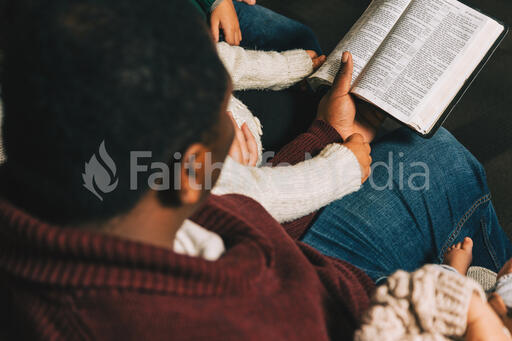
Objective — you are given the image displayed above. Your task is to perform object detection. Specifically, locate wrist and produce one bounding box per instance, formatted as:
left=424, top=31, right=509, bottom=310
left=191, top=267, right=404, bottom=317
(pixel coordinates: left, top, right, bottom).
left=317, top=118, right=354, bottom=141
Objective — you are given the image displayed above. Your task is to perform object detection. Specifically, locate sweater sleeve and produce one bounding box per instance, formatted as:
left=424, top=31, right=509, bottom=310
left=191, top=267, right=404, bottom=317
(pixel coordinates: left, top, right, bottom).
left=217, top=42, right=314, bottom=91
left=212, top=144, right=361, bottom=223
left=263, top=119, right=349, bottom=238
left=271, top=119, right=343, bottom=166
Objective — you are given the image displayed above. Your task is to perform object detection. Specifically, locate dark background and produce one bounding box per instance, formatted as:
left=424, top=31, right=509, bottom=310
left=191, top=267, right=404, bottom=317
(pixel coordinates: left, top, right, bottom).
left=256, top=0, right=512, bottom=236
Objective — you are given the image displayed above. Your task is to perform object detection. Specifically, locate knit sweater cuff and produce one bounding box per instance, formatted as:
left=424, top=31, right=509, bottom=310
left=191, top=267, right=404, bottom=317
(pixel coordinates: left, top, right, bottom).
left=281, top=50, right=314, bottom=86
left=216, top=42, right=313, bottom=91
left=309, top=120, right=344, bottom=145
left=212, top=144, right=362, bottom=223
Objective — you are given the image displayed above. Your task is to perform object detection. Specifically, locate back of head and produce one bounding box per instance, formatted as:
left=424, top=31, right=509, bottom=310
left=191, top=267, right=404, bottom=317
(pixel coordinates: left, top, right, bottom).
left=0, top=0, right=229, bottom=225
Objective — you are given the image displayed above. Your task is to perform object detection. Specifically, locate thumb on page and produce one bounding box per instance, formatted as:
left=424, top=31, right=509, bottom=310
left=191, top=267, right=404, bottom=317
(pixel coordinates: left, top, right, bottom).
left=332, top=51, right=353, bottom=95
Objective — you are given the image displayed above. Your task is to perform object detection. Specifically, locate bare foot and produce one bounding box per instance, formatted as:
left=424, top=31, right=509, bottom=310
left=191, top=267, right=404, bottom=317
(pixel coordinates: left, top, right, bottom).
left=443, top=237, right=473, bottom=275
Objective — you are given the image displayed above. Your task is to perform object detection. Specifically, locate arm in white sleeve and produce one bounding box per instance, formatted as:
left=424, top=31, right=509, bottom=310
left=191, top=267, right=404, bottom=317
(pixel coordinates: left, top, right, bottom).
left=217, top=42, right=314, bottom=91
left=212, top=144, right=362, bottom=223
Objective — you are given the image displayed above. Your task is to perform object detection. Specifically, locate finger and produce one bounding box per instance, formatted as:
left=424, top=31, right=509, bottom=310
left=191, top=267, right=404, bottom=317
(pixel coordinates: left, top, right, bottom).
left=332, top=51, right=353, bottom=95
left=318, top=55, right=326, bottom=66
left=316, top=55, right=327, bottom=68
left=229, top=112, right=246, bottom=151
left=232, top=27, right=239, bottom=46
left=230, top=117, right=249, bottom=164
left=362, top=166, right=370, bottom=183
left=227, top=112, right=244, bottom=163
left=345, top=133, right=364, bottom=144
left=238, top=28, right=242, bottom=44
left=224, top=25, right=235, bottom=45
left=210, top=17, right=220, bottom=42
left=237, top=127, right=249, bottom=165
left=241, top=123, right=258, bottom=166
left=229, top=139, right=242, bottom=163
left=227, top=111, right=238, bottom=127
left=306, top=50, right=318, bottom=59
left=312, top=56, right=326, bottom=70
left=235, top=29, right=241, bottom=45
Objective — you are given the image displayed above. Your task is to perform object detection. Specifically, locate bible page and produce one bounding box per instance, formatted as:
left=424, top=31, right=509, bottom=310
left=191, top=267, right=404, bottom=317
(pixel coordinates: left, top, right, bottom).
left=308, top=0, right=412, bottom=90
left=351, top=0, right=503, bottom=133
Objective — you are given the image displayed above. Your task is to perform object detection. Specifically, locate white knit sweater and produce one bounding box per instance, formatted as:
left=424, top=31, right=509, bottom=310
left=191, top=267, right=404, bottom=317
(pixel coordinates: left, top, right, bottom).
left=213, top=42, right=362, bottom=223
left=356, top=265, right=487, bottom=341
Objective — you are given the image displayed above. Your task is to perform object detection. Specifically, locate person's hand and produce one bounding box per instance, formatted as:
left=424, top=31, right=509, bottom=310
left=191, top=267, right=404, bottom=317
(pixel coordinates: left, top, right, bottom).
left=316, top=51, right=385, bottom=143
left=343, top=133, right=371, bottom=184
left=316, top=51, right=357, bottom=140
left=466, top=293, right=511, bottom=340
left=498, top=258, right=512, bottom=279
left=352, top=100, right=386, bottom=143
left=236, top=0, right=256, bottom=4
left=227, top=112, right=258, bottom=166
left=210, top=0, right=242, bottom=45
left=306, top=50, right=327, bottom=71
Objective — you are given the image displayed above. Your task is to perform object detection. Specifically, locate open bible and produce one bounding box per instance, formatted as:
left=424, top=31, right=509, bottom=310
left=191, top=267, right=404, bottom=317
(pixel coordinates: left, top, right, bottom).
left=309, top=0, right=507, bottom=137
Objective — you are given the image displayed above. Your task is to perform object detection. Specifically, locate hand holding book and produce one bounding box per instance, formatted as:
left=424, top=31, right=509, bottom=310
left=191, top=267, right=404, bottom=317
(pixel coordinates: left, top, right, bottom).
left=310, top=0, right=506, bottom=137
left=316, top=51, right=373, bottom=183
left=317, top=51, right=386, bottom=143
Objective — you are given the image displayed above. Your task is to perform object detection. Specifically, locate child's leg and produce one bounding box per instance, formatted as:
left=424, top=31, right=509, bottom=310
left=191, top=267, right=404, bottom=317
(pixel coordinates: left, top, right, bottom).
left=231, top=2, right=323, bottom=55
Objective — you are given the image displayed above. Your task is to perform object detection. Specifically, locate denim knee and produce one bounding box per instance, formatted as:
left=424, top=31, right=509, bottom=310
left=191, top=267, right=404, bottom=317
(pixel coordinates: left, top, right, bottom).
left=422, top=128, right=488, bottom=193
left=374, top=127, right=488, bottom=194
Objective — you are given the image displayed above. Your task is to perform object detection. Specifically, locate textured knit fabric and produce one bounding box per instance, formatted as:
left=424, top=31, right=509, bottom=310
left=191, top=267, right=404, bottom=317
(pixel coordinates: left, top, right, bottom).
left=226, top=96, right=264, bottom=164
left=217, top=41, right=313, bottom=158
left=215, top=43, right=363, bottom=223
left=213, top=144, right=361, bottom=223
left=217, top=42, right=313, bottom=91
left=0, top=119, right=375, bottom=340
left=355, top=265, right=487, bottom=341
left=467, top=266, right=498, bottom=292
left=496, top=273, right=512, bottom=308
left=173, top=219, right=226, bottom=261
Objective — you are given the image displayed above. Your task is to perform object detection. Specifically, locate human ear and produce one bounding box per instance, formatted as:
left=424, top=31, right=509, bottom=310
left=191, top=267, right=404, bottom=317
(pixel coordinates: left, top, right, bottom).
left=178, top=143, right=210, bottom=205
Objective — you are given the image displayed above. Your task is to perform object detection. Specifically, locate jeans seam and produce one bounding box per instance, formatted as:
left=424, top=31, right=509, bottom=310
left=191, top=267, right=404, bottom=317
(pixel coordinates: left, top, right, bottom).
left=481, top=217, right=501, bottom=270
left=439, top=193, right=492, bottom=261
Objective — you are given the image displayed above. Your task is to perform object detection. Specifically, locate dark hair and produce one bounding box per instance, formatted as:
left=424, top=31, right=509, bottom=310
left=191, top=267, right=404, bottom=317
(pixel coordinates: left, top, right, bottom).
left=0, top=0, right=229, bottom=225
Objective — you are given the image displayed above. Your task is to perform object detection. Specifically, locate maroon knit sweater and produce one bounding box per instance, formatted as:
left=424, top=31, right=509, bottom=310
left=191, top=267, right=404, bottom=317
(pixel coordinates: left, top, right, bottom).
left=0, top=121, right=375, bottom=340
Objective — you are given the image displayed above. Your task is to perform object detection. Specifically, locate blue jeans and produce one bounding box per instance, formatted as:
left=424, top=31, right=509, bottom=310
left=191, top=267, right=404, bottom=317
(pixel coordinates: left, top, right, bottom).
left=302, top=127, right=512, bottom=283
left=226, top=2, right=323, bottom=55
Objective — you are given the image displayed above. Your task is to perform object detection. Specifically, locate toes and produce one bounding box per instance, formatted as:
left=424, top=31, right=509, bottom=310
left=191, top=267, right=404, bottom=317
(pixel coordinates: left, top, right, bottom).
left=462, top=237, right=473, bottom=251
left=455, top=242, right=462, bottom=249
